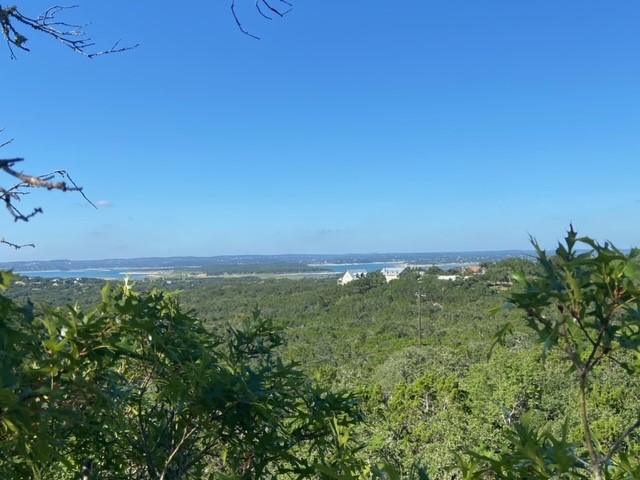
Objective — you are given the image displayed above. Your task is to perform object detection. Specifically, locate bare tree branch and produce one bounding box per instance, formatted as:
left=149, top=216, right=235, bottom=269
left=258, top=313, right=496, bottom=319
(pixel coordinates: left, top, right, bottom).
left=231, top=0, right=261, bottom=40
left=603, top=415, right=640, bottom=465
left=0, top=4, right=131, bottom=250
left=255, top=0, right=273, bottom=21
left=232, top=0, right=293, bottom=39
left=0, top=158, right=96, bottom=213
left=261, top=0, right=292, bottom=18
left=0, top=238, right=35, bottom=249
left=159, top=426, right=198, bottom=480
left=0, top=128, right=12, bottom=149
left=0, top=152, right=96, bottom=248
left=0, top=4, right=138, bottom=59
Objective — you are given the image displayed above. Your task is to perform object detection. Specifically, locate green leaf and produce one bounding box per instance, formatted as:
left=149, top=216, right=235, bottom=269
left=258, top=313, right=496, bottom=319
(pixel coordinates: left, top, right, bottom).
left=0, top=270, right=16, bottom=290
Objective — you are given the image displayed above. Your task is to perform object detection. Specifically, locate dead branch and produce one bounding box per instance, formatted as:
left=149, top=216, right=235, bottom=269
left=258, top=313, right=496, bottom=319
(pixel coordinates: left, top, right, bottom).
left=232, top=0, right=293, bottom=39
left=0, top=4, right=138, bottom=59
left=0, top=155, right=96, bottom=248
left=231, top=0, right=260, bottom=39
left=159, top=427, right=198, bottom=480
left=261, top=0, right=292, bottom=18
left=0, top=238, right=35, bottom=249
left=0, top=158, right=97, bottom=221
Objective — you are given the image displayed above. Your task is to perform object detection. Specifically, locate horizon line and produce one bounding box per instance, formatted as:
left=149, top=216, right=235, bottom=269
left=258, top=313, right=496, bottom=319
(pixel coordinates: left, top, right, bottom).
left=0, top=249, right=538, bottom=265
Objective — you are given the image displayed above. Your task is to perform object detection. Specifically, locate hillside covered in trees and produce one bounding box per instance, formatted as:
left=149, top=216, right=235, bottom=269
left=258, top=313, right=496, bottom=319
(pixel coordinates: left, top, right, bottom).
left=3, top=231, right=640, bottom=479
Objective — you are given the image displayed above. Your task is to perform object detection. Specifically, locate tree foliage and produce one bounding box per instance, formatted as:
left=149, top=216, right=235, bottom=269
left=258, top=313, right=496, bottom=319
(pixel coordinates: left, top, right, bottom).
left=0, top=276, right=375, bottom=479
left=3, top=228, right=640, bottom=478
left=470, top=227, right=640, bottom=480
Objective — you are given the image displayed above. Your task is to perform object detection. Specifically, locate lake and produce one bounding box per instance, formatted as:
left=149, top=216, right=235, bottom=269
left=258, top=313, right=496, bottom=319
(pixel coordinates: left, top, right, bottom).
left=17, top=269, right=159, bottom=280
left=16, top=261, right=476, bottom=280
left=312, top=263, right=405, bottom=273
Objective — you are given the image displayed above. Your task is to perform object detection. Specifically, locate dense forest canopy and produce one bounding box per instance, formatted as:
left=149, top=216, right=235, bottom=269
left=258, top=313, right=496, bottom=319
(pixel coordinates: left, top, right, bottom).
left=3, top=233, right=640, bottom=478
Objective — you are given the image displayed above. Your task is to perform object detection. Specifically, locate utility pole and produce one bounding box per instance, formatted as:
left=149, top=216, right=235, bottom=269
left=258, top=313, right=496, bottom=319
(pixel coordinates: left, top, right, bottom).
left=415, top=291, right=426, bottom=346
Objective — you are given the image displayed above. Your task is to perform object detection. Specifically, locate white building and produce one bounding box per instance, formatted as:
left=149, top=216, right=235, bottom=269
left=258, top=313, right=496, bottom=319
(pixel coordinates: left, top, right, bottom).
left=338, top=270, right=367, bottom=285
left=437, top=274, right=459, bottom=281
left=381, top=266, right=408, bottom=282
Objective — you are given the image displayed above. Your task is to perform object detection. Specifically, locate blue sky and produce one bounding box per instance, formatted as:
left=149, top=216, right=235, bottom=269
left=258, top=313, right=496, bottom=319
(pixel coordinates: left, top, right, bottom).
left=1, top=1, right=639, bottom=260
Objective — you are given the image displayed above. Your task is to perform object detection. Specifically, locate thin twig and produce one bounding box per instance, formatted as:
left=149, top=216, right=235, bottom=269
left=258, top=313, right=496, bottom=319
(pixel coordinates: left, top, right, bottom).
left=64, top=171, right=97, bottom=209
left=0, top=159, right=96, bottom=206
left=231, top=0, right=260, bottom=39
left=0, top=156, right=96, bottom=252
left=232, top=0, right=293, bottom=38
left=255, top=0, right=272, bottom=20
left=603, top=416, right=640, bottom=465
left=262, top=0, right=291, bottom=17
left=159, top=427, right=198, bottom=480
left=0, top=238, right=35, bottom=249
left=1, top=5, right=137, bottom=58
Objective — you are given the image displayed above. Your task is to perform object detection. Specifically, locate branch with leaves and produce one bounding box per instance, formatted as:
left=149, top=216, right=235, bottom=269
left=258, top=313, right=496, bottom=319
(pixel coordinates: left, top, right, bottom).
left=485, top=226, right=640, bottom=480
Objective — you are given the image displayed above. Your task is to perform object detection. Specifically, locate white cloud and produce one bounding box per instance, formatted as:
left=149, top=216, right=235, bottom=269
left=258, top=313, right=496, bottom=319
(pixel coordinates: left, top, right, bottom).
left=95, top=200, right=113, bottom=209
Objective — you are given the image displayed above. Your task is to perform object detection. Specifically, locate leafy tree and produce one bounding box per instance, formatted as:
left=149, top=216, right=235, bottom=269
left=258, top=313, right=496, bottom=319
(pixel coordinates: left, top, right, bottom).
left=482, top=258, right=540, bottom=285
left=346, top=271, right=386, bottom=294
left=0, top=275, right=374, bottom=479
left=468, top=227, right=640, bottom=480
left=360, top=371, right=467, bottom=478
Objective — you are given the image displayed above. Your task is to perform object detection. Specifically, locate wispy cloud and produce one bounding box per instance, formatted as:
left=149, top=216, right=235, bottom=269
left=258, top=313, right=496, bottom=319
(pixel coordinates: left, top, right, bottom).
left=89, top=224, right=116, bottom=236
left=95, top=200, right=113, bottom=209
left=313, top=228, right=343, bottom=238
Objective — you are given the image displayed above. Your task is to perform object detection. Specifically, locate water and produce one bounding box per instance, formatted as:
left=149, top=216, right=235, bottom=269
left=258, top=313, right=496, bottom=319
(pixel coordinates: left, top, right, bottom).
left=17, top=262, right=476, bottom=280
left=315, top=261, right=478, bottom=273
left=16, top=264, right=399, bottom=279
left=313, top=263, right=404, bottom=273
left=17, top=269, right=155, bottom=280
